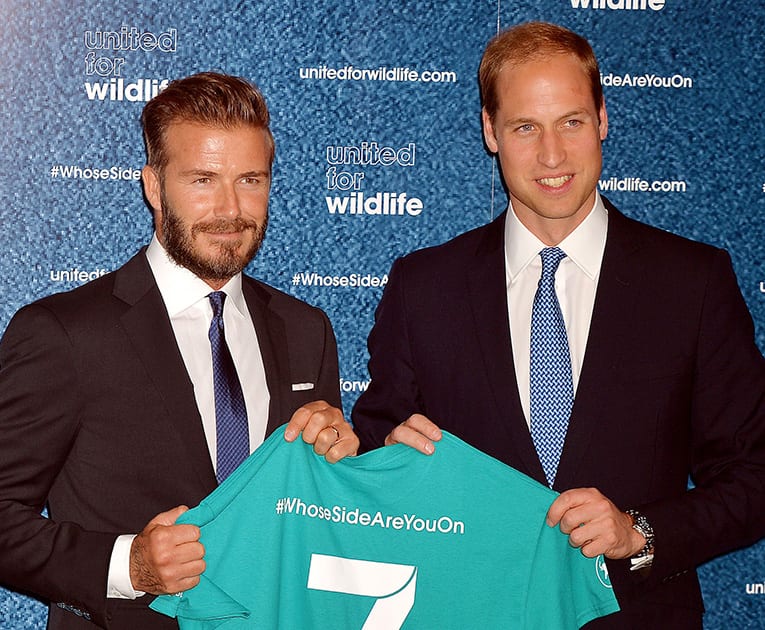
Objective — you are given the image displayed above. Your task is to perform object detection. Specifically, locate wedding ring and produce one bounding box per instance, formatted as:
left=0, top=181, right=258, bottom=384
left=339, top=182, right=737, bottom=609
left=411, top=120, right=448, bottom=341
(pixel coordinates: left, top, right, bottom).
left=327, top=425, right=341, bottom=444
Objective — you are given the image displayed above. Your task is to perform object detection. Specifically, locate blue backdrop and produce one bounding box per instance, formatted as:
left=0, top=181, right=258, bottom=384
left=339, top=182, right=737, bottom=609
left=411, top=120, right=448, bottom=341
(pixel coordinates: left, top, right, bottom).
left=1, top=0, right=763, bottom=627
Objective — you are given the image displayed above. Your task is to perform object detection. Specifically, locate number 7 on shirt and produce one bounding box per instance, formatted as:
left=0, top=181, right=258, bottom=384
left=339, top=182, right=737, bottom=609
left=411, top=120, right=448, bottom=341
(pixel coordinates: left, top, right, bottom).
left=307, top=553, right=418, bottom=629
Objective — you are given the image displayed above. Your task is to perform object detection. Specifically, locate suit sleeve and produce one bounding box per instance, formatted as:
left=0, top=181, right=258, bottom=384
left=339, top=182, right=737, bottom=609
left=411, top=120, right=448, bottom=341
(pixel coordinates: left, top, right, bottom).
left=624, top=249, right=765, bottom=588
left=352, top=257, right=423, bottom=451
left=0, top=304, right=117, bottom=626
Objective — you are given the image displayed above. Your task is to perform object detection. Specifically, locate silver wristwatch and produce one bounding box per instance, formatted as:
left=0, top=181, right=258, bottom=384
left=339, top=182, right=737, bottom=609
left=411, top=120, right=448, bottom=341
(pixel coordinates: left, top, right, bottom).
left=626, top=509, right=654, bottom=571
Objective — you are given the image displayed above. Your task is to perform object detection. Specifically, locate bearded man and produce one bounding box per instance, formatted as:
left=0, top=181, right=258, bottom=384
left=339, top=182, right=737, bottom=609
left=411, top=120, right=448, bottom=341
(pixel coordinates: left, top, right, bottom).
left=0, top=72, right=357, bottom=630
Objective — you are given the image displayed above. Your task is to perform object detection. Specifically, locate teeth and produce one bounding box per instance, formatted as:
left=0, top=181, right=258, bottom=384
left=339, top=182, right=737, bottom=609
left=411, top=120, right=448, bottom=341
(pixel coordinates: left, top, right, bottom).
left=538, top=175, right=571, bottom=188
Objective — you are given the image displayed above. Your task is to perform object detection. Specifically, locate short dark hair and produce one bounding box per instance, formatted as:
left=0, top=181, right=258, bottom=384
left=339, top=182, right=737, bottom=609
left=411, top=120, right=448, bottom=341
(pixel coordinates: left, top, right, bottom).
left=479, top=22, right=603, bottom=121
left=141, top=71, right=275, bottom=173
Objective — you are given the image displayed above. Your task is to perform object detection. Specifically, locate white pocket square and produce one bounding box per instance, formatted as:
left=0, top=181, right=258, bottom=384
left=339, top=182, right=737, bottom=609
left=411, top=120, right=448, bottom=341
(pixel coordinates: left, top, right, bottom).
left=291, top=382, right=315, bottom=392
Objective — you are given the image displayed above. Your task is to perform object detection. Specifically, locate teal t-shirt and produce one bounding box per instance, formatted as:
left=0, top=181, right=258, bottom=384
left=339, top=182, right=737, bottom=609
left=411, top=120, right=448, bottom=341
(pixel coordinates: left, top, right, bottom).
left=151, top=428, right=619, bottom=628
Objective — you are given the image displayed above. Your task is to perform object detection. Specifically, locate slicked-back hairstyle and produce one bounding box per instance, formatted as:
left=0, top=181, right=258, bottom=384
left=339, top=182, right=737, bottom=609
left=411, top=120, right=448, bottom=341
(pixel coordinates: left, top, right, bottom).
left=479, top=22, right=603, bottom=121
left=141, top=71, right=275, bottom=174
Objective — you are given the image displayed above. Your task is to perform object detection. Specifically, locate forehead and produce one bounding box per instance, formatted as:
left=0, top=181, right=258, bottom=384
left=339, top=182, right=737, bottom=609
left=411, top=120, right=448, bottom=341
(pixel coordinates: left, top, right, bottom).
left=162, top=121, right=266, bottom=149
left=495, top=53, right=596, bottom=113
left=162, top=122, right=271, bottom=167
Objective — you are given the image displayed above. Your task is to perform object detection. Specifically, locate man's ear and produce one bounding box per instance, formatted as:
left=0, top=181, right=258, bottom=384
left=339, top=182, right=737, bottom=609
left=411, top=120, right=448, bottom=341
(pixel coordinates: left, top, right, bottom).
left=142, top=165, right=165, bottom=241
left=481, top=108, right=499, bottom=154
left=598, top=98, right=609, bottom=141
left=142, top=165, right=161, bottom=212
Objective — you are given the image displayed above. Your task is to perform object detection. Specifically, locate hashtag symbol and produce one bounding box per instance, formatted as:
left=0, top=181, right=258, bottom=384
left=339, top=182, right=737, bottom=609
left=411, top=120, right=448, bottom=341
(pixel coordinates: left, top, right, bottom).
left=50, top=166, right=59, bottom=178
left=275, top=498, right=285, bottom=514
left=292, top=273, right=300, bottom=286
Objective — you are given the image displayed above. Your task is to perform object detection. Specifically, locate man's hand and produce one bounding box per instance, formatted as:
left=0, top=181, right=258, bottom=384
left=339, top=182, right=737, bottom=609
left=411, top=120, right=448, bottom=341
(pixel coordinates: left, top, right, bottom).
left=546, top=487, right=645, bottom=559
left=384, top=413, right=443, bottom=455
left=130, top=506, right=205, bottom=594
left=284, top=400, right=359, bottom=463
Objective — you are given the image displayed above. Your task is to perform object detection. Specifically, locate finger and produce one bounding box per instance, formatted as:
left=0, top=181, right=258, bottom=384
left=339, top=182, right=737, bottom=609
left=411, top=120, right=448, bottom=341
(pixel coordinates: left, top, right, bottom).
left=150, top=523, right=202, bottom=548
left=546, top=488, right=600, bottom=527
left=157, top=557, right=207, bottom=594
left=574, top=523, right=624, bottom=558
left=172, top=538, right=206, bottom=563
left=284, top=401, right=344, bottom=443
left=405, top=414, right=443, bottom=441
left=322, top=427, right=360, bottom=463
left=148, top=505, right=190, bottom=527
left=165, top=574, right=202, bottom=595
left=301, top=408, right=345, bottom=446
left=546, top=494, right=573, bottom=528
left=148, top=542, right=206, bottom=580
left=559, top=505, right=601, bottom=535
left=283, top=404, right=315, bottom=441
left=310, top=421, right=359, bottom=460
left=385, top=415, right=442, bottom=455
left=309, top=423, right=341, bottom=456
left=578, top=538, right=603, bottom=558
left=566, top=520, right=594, bottom=547
left=150, top=528, right=204, bottom=562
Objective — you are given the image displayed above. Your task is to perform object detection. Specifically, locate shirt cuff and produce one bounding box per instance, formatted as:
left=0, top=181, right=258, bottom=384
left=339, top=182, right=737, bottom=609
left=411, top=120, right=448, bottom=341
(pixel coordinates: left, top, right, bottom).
left=107, top=534, right=146, bottom=599
left=630, top=552, right=655, bottom=571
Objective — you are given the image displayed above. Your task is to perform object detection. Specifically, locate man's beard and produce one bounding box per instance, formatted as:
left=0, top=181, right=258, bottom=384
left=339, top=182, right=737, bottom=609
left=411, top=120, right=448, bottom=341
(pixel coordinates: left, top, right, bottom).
left=160, top=188, right=268, bottom=284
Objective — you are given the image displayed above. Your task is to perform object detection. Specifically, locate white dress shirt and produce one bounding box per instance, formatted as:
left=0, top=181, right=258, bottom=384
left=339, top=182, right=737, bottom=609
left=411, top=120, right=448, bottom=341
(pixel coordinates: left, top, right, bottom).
left=108, top=234, right=270, bottom=598
left=504, top=194, right=608, bottom=425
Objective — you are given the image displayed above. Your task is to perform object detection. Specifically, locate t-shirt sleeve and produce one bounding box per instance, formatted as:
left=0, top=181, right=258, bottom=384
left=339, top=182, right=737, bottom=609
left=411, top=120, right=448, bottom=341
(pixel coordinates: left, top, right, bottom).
left=150, top=573, right=250, bottom=628
left=524, top=523, right=620, bottom=629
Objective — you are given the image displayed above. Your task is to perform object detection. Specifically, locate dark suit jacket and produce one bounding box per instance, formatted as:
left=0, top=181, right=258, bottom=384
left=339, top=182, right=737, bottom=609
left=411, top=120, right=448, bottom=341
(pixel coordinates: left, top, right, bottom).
left=353, top=199, right=765, bottom=628
left=0, top=248, right=341, bottom=630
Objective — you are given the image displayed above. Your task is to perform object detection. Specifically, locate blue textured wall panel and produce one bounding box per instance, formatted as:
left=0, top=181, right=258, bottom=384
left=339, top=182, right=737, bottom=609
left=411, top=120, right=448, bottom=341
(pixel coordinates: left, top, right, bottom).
left=1, top=1, right=763, bottom=627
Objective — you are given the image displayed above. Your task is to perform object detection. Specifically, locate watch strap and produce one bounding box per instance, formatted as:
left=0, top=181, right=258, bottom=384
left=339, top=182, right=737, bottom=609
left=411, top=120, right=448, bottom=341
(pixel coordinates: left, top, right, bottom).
left=626, top=509, right=654, bottom=571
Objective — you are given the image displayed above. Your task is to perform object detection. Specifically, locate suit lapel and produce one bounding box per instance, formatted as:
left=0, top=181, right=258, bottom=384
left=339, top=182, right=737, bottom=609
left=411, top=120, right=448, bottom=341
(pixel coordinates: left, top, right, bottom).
left=554, top=203, right=643, bottom=488
left=113, top=250, right=217, bottom=491
left=242, top=278, right=287, bottom=438
left=466, top=214, right=547, bottom=482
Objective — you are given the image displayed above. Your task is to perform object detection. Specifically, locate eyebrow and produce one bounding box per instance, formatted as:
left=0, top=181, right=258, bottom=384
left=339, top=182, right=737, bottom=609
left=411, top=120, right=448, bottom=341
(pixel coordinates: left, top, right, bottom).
left=239, top=170, right=271, bottom=179
left=178, top=169, right=217, bottom=178
left=557, top=109, right=592, bottom=120
left=505, top=109, right=593, bottom=127
left=177, top=169, right=270, bottom=178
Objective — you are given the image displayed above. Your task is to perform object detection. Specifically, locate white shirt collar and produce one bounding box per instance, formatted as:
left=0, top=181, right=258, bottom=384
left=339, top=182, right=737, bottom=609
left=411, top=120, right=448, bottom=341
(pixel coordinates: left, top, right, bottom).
left=145, top=233, right=247, bottom=318
left=504, top=193, right=608, bottom=283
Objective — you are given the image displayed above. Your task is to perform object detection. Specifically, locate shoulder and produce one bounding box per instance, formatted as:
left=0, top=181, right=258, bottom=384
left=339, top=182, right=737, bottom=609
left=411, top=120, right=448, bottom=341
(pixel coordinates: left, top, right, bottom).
left=1, top=275, right=120, bottom=365
left=242, top=275, right=331, bottom=325
left=393, top=212, right=505, bottom=277
left=404, top=213, right=503, bottom=263
left=603, top=198, right=724, bottom=257
left=13, top=270, right=119, bottom=328
left=4, top=251, right=147, bottom=339
left=606, top=199, right=727, bottom=268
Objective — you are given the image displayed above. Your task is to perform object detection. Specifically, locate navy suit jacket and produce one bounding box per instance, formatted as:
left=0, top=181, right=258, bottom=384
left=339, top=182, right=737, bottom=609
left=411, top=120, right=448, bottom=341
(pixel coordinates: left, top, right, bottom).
left=353, top=199, right=765, bottom=628
left=0, top=249, right=341, bottom=629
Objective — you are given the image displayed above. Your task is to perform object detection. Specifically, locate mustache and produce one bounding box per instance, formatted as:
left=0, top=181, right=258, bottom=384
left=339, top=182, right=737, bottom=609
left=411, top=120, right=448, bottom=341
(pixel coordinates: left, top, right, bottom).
left=191, top=217, right=261, bottom=235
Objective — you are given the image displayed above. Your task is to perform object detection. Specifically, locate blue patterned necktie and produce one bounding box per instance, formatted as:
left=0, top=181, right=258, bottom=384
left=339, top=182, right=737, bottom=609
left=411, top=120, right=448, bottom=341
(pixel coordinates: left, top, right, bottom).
left=529, top=247, right=573, bottom=487
left=208, top=291, right=249, bottom=483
